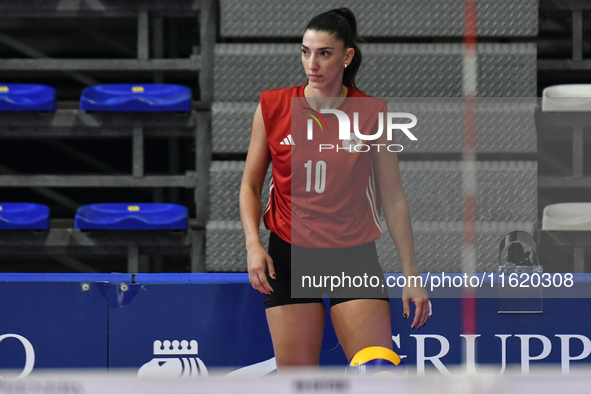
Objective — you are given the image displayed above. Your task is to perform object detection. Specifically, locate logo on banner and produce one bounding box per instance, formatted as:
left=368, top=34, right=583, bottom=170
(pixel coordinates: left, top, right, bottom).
left=0, top=334, right=35, bottom=379
left=405, top=333, right=591, bottom=375
left=138, top=340, right=208, bottom=378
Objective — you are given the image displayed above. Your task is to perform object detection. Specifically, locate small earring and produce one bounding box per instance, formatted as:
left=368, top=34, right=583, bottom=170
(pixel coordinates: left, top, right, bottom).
left=344, top=64, right=348, bottom=68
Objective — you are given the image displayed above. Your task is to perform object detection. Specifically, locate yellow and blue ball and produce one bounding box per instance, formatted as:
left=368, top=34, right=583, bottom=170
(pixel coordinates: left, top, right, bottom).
left=346, top=346, right=404, bottom=375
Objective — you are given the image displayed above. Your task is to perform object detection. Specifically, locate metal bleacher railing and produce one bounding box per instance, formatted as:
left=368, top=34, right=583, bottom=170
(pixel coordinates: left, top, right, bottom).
left=0, top=0, right=217, bottom=273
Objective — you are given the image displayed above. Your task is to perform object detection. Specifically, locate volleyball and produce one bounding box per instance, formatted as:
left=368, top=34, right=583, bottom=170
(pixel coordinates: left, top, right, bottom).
left=346, top=346, right=404, bottom=375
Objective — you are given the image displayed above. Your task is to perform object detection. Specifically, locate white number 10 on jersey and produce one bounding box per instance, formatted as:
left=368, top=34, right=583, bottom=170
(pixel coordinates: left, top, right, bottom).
left=304, top=160, right=326, bottom=193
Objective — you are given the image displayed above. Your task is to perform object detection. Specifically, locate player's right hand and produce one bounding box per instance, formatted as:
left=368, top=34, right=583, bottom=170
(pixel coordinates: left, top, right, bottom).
left=247, top=244, right=275, bottom=295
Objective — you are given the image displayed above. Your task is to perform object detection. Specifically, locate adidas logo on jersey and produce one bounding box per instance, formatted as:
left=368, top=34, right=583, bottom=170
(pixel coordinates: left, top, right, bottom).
left=279, top=134, right=295, bottom=146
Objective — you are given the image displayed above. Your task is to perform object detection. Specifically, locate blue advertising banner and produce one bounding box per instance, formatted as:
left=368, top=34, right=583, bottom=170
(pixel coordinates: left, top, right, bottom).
left=107, top=279, right=275, bottom=375
left=0, top=274, right=129, bottom=376
left=391, top=297, right=591, bottom=373
left=1, top=273, right=591, bottom=378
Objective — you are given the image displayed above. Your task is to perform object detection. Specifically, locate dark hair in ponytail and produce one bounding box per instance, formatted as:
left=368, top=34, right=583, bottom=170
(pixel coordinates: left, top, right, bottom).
left=305, top=8, right=363, bottom=91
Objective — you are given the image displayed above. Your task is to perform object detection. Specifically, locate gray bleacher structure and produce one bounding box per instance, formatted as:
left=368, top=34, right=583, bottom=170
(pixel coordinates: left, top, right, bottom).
left=208, top=0, right=539, bottom=273
left=0, top=0, right=216, bottom=273
left=219, top=0, right=538, bottom=37
left=0, top=0, right=541, bottom=274
left=535, top=1, right=591, bottom=273
left=207, top=161, right=272, bottom=272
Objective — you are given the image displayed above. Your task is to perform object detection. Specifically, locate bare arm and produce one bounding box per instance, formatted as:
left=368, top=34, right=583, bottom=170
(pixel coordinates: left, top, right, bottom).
left=239, top=103, right=275, bottom=294
left=372, top=127, right=429, bottom=329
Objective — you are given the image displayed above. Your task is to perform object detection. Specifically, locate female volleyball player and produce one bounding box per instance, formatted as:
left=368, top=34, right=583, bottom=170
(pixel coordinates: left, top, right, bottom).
left=240, top=8, right=429, bottom=367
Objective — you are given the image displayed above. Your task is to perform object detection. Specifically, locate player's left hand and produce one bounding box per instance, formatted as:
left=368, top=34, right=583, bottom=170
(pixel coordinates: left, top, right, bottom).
left=402, top=285, right=430, bottom=329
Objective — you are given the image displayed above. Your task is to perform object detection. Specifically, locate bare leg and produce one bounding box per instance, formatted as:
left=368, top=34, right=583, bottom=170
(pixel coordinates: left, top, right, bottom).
left=266, top=302, right=325, bottom=368
left=330, top=299, right=392, bottom=361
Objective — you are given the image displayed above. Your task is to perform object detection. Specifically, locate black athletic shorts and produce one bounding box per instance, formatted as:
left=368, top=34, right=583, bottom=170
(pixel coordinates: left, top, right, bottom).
left=263, top=232, right=390, bottom=309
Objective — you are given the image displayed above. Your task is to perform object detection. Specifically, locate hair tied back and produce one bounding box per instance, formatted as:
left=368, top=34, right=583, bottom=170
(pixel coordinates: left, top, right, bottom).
left=328, top=11, right=347, bottom=21
left=305, top=8, right=363, bottom=91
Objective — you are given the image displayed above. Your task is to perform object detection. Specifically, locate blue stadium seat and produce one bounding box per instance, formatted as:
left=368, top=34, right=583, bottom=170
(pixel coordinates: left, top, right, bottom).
left=0, top=84, right=56, bottom=111
left=79, top=84, right=192, bottom=111
left=74, top=203, right=188, bottom=230
left=0, top=203, right=50, bottom=230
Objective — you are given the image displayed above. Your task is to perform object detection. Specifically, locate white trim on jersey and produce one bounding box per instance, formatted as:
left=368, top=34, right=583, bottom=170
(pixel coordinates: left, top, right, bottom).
left=279, top=134, right=295, bottom=146
left=366, top=171, right=382, bottom=234
left=264, top=178, right=274, bottom=214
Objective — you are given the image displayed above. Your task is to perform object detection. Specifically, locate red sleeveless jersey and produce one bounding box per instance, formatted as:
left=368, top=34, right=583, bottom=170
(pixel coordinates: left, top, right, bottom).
left=260, top=84, right=386, bottom=248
